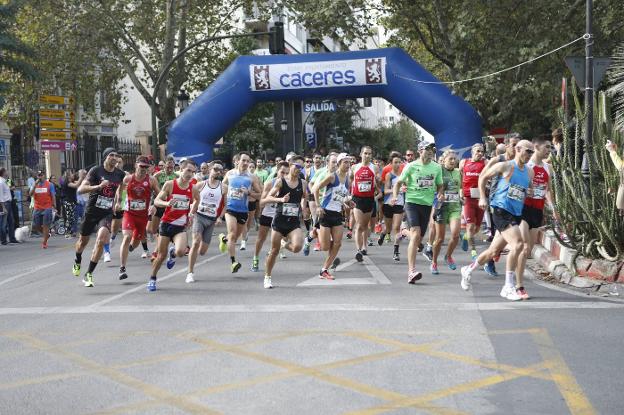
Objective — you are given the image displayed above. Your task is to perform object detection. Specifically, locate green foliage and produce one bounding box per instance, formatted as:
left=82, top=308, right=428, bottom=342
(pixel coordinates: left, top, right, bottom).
left=551, top=91, right=624, bottom=260
left=608, top=43, right=624, bottom=132
left=350, top=119, right=421, bottom=157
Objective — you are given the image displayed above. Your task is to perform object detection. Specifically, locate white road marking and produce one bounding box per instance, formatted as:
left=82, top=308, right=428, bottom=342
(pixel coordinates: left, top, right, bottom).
left=0, top=262, right=60, bottom=287
left=88, top=253, right=224, bottom=307
left=0, top=301, right=622, bottom=315
left=297, top=256, right=391, bottom=286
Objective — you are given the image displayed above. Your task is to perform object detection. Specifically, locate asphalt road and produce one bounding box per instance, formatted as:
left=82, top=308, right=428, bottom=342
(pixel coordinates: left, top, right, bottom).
left=0, top=225, right=622, bottom=415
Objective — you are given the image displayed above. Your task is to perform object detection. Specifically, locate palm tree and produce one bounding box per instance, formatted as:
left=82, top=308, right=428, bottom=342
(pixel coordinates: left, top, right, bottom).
left=609, top=44, right=624, bottom=132
left=0, top=0, right=38, bottom=94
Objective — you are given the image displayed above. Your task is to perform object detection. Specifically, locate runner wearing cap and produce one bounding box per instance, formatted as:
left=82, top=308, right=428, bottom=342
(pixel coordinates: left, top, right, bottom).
left=72, top=147, right=126, bottom=287
left=29, top=170, right=56, bottom=249
left=103, top=155, right=126, bottom=262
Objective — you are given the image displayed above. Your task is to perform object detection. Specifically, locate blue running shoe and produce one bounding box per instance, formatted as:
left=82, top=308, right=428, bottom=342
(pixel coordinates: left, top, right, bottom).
left=461, top=235, right=469, bottom=252
left=303, top=239, right=311, bottom=256
left=444, top=255, right=457, bottom=270
left=166, top=246, right=176, bottom=269
left=147, top=279, right=157, bottom=292
left=484, top=260, right=498, bottom=277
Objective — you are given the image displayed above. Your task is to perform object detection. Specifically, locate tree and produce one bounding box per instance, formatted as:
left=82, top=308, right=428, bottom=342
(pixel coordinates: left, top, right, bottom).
left=608, top=43, right=624, bottom=131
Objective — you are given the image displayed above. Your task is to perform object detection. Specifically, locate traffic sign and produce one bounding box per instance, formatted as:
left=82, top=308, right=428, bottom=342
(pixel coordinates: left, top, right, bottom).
left=40, top=119, right=76, bottom=130
left=39, top=109, right=75, bottom=120
left=40, top=130, right=76, bottom=140
left=564, top=57, right=612, bottom=91
left=306, top=132, right=316, bottom=146
left=39, top=95, right=74, bottom=105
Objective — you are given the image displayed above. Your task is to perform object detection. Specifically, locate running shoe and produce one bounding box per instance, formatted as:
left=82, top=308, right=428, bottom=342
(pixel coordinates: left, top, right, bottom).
left=185, top=273, right=195, bottom=283
left=470, top=249, right=478, bottom=261
left=384, top=234, right=391, bottom=243
left=460, top=266, right=472, bottom=291
left=374, top=223, right=382, bottom=234
left=313, top=240, right=321, bottom=251
left=185, top=246, right=190, bottom=256
left=483, top=261, right=498, bottom=277
left=330, top=257, right=341, bottom=270
left=303, top=239, right=311, bottom=256
left=377, top=234, right=385, bottom=246
left=500, top=285, right=521, bottom=301
left=118, top=267, right=128, bottom=280
left=430, top=263, right=439, bottom=275
left=516, top=286, right=530, bottom=300
left=393, top=252, right=400, bottom=261
left=263, top=275, right=273, bottom=289
left=231, top=261, right=242, bottom=273
left=72, top=263, right=81, bottom=277
left=418, top=243, right=424, bottom=252
left=83, top=272, right=94, bottom=287
left=461, top=235, right=469, bottom=252
left=361, top=249, right=368, bottom=256
left=142, top=250, right=149, bottom=259
left=251, top=257, right=259, bottom=272
left=147, top=279, right=157, bottom=292
left=166, top=246, right=176, bottom=269
left=408, top=270, right=422, bottom=284
left=445, top=255, right=457, bottom=270
left=346, top=230, right=352, bottom=239
left=486, top=234, right=494, bottom=243
left=279, top=249, right=287, bottom=259
left=103, top=252, right=111, bottom=262
left=355, top=251, right=363, bottom=262
left=320, top=269, right=335, bottom=280
left=367, top=237, right=374, bottom=247
left=42, top=242, right=48, bottom=249
left=218, top=233, right=227, bottom=253
left=423, top=246, right=433, bottom=262
left=240, top=240, right=247, bottom=251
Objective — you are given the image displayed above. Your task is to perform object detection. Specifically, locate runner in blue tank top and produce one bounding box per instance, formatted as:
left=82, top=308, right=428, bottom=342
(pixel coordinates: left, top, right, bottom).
left=460, top=139, right=535, bottom=302
left=222, top=152, right=262, bottom=273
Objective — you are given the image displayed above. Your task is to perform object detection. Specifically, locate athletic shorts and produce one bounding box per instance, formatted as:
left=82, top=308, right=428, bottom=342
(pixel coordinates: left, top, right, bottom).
left=259, top=214, right=274, bottom=227
left=320, top=210, right=344, bottom=228
left=112, top=210, right=123, bottom=220
left=159, top=222, right=186, bottom=239
left=434, top=204, right=461, bottom=225
left=383, top=204, right=404, bottom=218
left=404, top=202, right=432, bottom=235
left=492, top=207, right=522, bottom=232
left=247, top=200, right=257, bottom=212
left=122, top=212, right=149, bottom=241
left=226, top=210, right=248, bottom=225
left=352, top=195, right=375, bottom=213
left=33, top=208, right=54, bottom=227
left=271, top=217, right=300, bottom=236
left=80, top=211, right=113, bottom=236
left=155, top=206, right=165, bottom=219
left=463, top=198, right=485, bottom=226
left=521, top=205, right=544, bottom=229
left=192, top=213, right=216, bottom=244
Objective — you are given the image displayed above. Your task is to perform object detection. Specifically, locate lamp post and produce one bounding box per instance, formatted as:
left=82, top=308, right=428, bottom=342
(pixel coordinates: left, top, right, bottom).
left=280, top=119, right=288, bottom=156
left=177, top=89, right=190, bottom=113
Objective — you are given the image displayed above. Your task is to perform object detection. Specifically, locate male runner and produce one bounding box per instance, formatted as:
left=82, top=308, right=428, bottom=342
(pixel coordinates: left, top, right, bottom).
left=380, top=153, right=405, bottom=261
left=187, top=161, right=225, bottom=283
left=147, top=159, right=199, bottom=291
left=29, top=170, right=56, bottom=249
left=149, top=156, right=178, bottom=250
left=459, top=143, right=487, bottom=260
left=460, top=140, right=535, bottom=301
left=391, top=141, right=443, bottom=283
left=116, top=156, right=160, bottom=281
left=103, top=155, right=126, bottom=262
left=72, top=148, right=125, bottom=287
left=350, top=146, right=379, bottom=262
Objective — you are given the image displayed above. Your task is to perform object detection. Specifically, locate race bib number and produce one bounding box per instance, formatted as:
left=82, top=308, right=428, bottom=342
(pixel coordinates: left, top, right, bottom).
left=229, top=188, right=244, bottom=200
left=95, top=195, right=113, bottom=210
left=332, top=190, right=347, bottom=204
left=172, top=198, right=190, bottom=210
left=507, top=184, right=526, bottom=202
left=469, top=187, right=480, bottom=198
left=282, top=203, right=299, bottom=217
left=357, top=181, right=372, bottom=193
left=417, top=179, right=434, bottom=188
left=199, top=203, right=217, bottom=217
left=35, top=187, right=47, bottom=194
left=129, top=200, right=146, bottom=211
left=445, top=192, right=460, bottom=203
left=532, top=185, right=546, bottom=200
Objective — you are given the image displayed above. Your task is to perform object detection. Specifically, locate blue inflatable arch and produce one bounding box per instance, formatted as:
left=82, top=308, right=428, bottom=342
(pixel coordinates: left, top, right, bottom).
left=168, top=47, right=482, bottom=162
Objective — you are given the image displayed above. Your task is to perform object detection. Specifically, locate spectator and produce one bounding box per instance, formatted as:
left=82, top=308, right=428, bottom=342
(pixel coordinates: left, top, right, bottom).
left=606, top=140, right=624, bottom=215
left=552, top=128, right=563, bottom=157
left=62, top=170, right=83, bottom=237
left=75, top=169, right=88, bottom=222
left=49, top=174, right=62, bottom=214
left=0, top=167, right=17, bottom=244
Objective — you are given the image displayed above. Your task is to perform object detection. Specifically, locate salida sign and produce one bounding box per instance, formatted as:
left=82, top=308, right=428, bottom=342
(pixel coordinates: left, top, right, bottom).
left=304, top=101, right=336, bottom=112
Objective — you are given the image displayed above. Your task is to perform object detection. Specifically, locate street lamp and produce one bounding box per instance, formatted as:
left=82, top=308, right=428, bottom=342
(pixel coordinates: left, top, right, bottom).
left=280, top=119, right=288, bottom=132
left=177, top=89, right=190, bottom=113
left=280, top=119, right=288, bottom=156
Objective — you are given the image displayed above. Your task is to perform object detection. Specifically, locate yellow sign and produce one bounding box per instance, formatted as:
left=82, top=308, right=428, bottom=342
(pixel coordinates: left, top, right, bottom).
left=39, top=95, right=74, bottom=105
left=40, top=119, right=76, bottom=129
left=39, top=109, right=75, bottom=120
left=40, top=130, right=76, bottom=140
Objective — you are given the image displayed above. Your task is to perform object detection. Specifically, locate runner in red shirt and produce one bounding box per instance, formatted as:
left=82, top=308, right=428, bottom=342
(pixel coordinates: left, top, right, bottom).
left=349, top=146, right=379, bottom=262
left=116, top=155, right=160, bottom=281
left=459, top=143, right=487, bottom=259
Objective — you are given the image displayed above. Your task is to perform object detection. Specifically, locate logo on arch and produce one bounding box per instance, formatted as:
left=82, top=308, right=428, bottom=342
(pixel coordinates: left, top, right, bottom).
left=253, top=65, right=271, bottom=90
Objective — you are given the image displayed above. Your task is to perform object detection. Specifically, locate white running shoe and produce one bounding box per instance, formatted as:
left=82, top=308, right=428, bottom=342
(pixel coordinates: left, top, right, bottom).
left=500, top=285, right=522, bottom=301
left=263, top=275, right=273, bottom=289
left=103, top=252, right=111, bottom=263
left=240, top=240, right=247, bottom=251
left=185, top=273, right=195, bottom=283
left=141, top=251, right=149, bottom=259
left=460, top=266, right=472, bottom=291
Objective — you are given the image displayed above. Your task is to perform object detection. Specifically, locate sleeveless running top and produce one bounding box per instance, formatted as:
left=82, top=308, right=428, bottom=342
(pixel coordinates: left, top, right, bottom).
left=157, top=171, right=177, bottom=187
left=524, top=161, right=550, bottom=210
left=226, top=170, right=253, bottom=213
left=490, top=161, right=530, bottom=216
left=275, top=177, right=303, bottom=221
left=352, top=163, right=376, bottom=198
left=161, top=179, right=193, bottom=226
left=261, top=178, right=278, bottom=218
left=442, top=169, right=461, bottom=205
left=321, top=173, right=350, bottom=212
left=126, top=174, right=151, bottom=216
left=462, top=159, right=485, bottom=198
left=33, top=181, right=54, bottom=210
left=197, top=180, right=224, bottom=219
left=383, top=173, right=404, bottom=206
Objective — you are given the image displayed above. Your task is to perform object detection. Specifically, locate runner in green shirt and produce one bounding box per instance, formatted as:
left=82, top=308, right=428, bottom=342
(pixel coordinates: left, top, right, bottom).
left=254, top=159, right=270, bottom=184
left=391, top=141, right=444, bottom=283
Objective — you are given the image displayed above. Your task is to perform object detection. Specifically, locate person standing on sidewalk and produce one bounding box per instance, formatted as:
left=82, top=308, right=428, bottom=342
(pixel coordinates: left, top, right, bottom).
left=0, top=167, right=17, bottom=245
left=29, top=170, right=56, bottom=249
left=391, top=141, right=444, bottom=283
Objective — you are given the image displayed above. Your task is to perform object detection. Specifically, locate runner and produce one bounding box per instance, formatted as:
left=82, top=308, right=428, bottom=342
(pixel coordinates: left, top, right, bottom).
left=302, top=153, right=323, bottom=253
left=72, top=148, right=125, bottom=287
left=380, top=153, right=405, bottom=261
left=103, top=156, right=126, bottom=262
left=147, top=159, right=199, bottom=292
left=149, top=156, right=178, bottom=250
left=262, top=155, right=307, bottom=288
left=459, top=143, right=487, bottom=261
left=313, top=153, right=351, bottom=279
left=390, top=141, right=443, bottom=283
left=252, top=161, right=289, bottom=272
left=431, top=150, right=462, bottom=274
left=303, top=153, right=337, bottom=256
left=460, top=139, right=535, bottom=301
left=221, top=152, right=262, bottom=273
left=187, top=161, right=226, bottom=283
left=116, top=156, right=160, bottom=280
left=29, top=170, right=56, bottom=249
left=350, top=146, right=379, bottom=262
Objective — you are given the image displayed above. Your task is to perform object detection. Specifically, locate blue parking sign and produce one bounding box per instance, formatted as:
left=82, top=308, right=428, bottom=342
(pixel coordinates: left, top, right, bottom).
left=0, top=139, right=6, bottom=157
left=306, top=133, right=316, bottom=146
